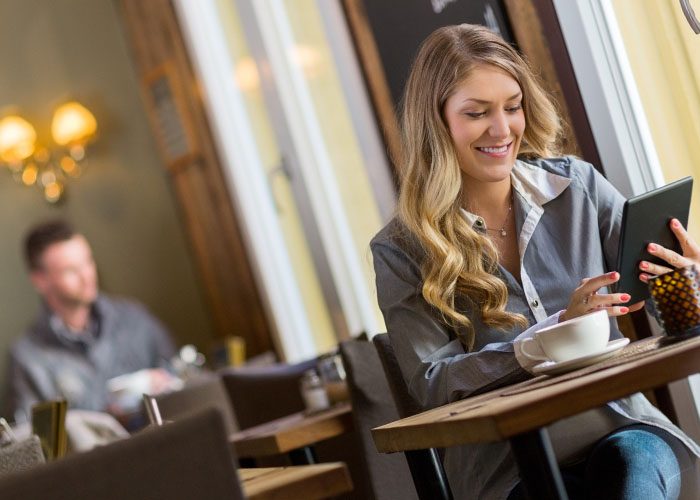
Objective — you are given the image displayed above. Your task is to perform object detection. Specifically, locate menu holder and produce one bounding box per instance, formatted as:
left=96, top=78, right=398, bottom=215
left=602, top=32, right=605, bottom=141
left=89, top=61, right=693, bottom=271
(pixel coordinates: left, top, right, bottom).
left=31, top=399, right=68, bottom=461
left=142, top=394, right=164, bottom=426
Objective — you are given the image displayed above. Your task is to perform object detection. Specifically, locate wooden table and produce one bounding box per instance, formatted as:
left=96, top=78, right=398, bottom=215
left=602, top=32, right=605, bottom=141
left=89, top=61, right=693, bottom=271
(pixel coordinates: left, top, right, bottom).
left=231, top=402, right=353, bottom=464
left=239, top=463, right=353, bottom=500
left=372, top=335, right=700, bottom=499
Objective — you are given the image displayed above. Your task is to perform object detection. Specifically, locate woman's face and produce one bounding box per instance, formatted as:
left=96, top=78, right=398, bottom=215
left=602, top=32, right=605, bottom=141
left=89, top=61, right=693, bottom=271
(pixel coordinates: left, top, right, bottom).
left=443, top=64, right=525, bottom=186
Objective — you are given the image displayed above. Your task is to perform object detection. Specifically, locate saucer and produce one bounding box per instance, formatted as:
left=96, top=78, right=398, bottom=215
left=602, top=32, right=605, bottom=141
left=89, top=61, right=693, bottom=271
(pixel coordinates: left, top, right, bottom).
left=533, top=338, right=630, bottom=376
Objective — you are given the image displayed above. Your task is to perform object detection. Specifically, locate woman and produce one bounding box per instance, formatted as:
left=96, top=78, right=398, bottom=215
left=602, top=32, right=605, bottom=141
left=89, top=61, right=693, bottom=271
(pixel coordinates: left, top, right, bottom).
left=371, top=24, right=699, bottom=499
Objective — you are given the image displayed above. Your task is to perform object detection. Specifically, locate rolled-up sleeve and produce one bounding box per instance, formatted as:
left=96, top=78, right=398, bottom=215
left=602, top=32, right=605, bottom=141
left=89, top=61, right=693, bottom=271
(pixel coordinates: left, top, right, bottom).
left=371, top=240, right=530, bottom=409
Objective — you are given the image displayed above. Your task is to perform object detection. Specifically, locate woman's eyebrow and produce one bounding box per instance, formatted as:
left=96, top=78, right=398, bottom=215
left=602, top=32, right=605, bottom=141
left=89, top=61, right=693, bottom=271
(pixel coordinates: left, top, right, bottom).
left=461, top=92, right=522, bottom=104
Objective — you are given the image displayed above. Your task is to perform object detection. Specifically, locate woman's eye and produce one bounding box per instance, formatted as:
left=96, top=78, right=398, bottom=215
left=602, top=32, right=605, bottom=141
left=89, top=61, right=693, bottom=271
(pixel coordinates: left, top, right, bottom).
left=465, top=111, right=486, bottom=118
left=506, top=103, right=523, bottom=113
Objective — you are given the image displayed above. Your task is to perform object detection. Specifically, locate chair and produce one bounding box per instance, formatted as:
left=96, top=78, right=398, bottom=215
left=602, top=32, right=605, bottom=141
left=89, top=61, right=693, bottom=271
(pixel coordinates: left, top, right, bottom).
left=148, top=374, right=239, bottom=435
left=339, top=339, right=418, bottom=500
left=0, top=408, right=245, bottom=500
left=140, top=397, right=355, bottom=498
left=219, top=358, right=317, bottom=430
left=372, top=333, right=454, bottom=500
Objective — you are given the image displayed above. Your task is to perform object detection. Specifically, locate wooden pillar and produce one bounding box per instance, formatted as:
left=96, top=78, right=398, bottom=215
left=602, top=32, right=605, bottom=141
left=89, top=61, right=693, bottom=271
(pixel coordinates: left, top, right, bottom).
left=118, top=0, right=274, bottom=358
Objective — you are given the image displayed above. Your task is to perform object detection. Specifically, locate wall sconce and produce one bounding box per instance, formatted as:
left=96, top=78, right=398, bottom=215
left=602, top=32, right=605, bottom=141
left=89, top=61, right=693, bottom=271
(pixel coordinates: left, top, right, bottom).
left=0, top=101, right=97, bottom=203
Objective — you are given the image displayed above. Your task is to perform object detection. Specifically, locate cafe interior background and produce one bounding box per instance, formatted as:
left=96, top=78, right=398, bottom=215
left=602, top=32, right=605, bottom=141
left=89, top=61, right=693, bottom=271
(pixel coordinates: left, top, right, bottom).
left=0, top=0, right=699, bottom=440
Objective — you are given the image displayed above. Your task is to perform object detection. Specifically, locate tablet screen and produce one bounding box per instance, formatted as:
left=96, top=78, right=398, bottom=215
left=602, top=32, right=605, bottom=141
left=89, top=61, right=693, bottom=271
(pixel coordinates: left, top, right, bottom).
left=615, top=176, right=693, bottom=303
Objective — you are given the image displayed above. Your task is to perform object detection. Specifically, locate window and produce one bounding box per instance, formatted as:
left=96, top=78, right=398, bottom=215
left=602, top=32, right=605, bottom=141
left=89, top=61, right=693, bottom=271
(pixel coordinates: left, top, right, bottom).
left=174, top=0, right=391, bottom=360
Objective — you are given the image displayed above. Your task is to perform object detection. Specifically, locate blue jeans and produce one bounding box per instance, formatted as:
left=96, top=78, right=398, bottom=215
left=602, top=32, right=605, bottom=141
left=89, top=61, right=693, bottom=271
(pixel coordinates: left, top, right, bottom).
left=508, top=424, right=691, bottom=500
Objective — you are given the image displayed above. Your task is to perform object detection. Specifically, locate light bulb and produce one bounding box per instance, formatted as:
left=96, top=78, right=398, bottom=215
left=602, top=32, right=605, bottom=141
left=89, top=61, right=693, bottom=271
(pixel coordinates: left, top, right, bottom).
left=0, top=115, right=36, bottom=163
left=51, top=101, right=97, bottom=146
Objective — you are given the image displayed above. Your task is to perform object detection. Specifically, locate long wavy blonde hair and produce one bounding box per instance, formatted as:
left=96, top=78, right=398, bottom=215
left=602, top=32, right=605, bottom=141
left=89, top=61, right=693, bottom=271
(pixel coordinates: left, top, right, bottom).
left=397, top=24, right=562, bottom=350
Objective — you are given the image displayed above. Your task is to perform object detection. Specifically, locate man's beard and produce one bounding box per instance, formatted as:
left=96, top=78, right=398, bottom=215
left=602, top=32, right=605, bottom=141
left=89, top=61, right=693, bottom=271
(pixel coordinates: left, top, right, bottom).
left=57, top=289, right=97, bottom=309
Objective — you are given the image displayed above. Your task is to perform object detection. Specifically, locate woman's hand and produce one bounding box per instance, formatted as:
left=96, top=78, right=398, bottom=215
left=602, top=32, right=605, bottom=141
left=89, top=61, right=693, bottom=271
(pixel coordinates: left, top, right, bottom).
left=560, top=271, right=633, bottom=323
left=638, top=218, right=700, bottom=283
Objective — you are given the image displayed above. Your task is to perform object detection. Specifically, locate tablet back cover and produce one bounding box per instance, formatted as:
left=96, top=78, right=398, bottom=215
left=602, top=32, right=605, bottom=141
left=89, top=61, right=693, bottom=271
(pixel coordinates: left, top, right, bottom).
left=616, top=176, right=693, bottom=302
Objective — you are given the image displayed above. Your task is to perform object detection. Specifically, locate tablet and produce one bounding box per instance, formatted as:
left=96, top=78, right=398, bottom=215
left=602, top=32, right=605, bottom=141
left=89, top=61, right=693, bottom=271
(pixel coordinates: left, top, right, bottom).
left=615, top=176, right=693, bottom=303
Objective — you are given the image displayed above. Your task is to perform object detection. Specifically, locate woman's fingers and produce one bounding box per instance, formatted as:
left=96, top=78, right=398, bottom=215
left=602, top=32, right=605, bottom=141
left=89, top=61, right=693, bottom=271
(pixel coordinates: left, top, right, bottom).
left=670, top=218, right=700, bottom=258
left=580, top=271, right=620, bottom=296
left=647, top=242, right=693, bottom=269
left=638, top=260, right=673, bottom=277
left=586, top=292, right=630, bottom=310
left=602, top=305, right=630, bottom=317
left=591, top=293, right=634, bottom=317
left=638, top=219, right=700, bottom=283
left=628, top=300, right=645, bottom=312
left=562, top=273, right=627, bottom=322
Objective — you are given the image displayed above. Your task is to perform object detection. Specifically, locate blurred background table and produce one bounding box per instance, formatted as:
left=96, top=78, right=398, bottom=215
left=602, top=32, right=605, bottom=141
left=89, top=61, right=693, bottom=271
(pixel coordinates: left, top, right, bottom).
left=239, top=463, right=352, bottom=500
left=231, top=402, right=353, bottom=464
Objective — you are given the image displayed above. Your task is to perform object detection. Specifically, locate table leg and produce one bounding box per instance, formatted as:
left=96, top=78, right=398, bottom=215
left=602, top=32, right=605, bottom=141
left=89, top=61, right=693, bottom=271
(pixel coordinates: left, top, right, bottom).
left=288, top=445, right=318, bottom=464
left=510, top=428, right=568, bottom=500
left=404, top=448, right=453, bottom=500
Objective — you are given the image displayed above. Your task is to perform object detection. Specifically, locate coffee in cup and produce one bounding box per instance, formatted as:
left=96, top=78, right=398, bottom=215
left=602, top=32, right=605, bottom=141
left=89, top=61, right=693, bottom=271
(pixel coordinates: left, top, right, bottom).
left=520, top=309, right=610, bottom=363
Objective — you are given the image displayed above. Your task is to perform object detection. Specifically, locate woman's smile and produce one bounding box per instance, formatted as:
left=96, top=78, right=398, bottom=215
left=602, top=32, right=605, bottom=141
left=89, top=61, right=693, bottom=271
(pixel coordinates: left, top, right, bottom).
left=475, top=141, right=513, bottom=158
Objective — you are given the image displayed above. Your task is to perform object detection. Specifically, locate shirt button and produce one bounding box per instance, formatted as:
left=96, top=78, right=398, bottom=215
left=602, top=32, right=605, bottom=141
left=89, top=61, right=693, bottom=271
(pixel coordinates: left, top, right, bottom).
left=531, top=299, right=539, bottom=307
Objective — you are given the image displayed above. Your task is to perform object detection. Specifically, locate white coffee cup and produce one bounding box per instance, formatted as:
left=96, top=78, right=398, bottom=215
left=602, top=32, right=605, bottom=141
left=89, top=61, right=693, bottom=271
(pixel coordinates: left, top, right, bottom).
left=520, top=309, right=610, bottom=363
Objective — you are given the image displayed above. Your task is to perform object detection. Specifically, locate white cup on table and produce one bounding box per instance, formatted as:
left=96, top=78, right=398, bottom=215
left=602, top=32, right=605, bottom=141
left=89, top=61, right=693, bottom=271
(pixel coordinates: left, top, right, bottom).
left=520, top=309, right=610, bottom=363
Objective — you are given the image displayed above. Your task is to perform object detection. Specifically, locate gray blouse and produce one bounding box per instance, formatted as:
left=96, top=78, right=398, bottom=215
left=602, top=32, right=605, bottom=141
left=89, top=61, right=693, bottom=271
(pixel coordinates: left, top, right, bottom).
left=371, top=157, right=699, bottom=499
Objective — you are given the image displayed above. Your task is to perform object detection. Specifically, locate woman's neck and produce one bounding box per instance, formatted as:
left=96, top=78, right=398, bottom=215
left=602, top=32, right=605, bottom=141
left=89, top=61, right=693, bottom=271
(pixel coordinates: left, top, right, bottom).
left=462, top=179, right=512, bottom=217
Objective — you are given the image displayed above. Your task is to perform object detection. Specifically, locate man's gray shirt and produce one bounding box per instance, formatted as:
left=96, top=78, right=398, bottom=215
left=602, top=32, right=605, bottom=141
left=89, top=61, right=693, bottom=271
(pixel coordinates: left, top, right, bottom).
left=7, top=294, right=175, bottom=422
left=371, top=157, right=700, bottom=499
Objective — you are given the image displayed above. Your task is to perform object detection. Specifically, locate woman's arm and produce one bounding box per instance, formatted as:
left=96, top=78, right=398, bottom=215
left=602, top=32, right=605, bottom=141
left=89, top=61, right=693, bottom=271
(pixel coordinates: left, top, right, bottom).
left=372, top=240, right=532, bottom=410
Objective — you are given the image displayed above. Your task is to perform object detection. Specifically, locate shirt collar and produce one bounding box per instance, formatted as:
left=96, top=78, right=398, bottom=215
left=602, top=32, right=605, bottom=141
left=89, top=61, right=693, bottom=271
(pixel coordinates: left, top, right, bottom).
left=460, top=159, right=571, bottom=224
left=44, top=298, right=104, bottom=347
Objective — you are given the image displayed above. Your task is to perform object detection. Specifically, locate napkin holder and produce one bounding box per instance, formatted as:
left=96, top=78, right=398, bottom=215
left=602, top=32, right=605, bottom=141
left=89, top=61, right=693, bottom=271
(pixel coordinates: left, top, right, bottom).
left=31, top=399, right=67, bottom=461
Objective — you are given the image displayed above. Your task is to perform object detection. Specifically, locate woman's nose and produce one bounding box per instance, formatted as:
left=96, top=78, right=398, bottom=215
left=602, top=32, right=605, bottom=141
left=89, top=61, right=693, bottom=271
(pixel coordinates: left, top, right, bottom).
left=488, top=111, right=510, bottom=139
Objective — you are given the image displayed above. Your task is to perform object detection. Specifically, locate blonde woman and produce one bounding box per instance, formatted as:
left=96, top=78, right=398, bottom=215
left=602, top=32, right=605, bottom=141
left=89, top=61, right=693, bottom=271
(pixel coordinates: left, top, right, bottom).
left=371, top=24, right=699, bottom=499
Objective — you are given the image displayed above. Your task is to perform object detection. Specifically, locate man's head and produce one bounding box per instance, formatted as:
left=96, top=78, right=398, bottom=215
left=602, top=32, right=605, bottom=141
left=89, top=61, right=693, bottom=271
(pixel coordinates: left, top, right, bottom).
left=24, top=220, right=98, bottom=310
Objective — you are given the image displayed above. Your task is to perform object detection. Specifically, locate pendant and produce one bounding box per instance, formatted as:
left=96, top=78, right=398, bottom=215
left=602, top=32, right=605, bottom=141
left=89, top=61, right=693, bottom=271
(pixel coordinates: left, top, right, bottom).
left=500, top=229, right=507, bottom=237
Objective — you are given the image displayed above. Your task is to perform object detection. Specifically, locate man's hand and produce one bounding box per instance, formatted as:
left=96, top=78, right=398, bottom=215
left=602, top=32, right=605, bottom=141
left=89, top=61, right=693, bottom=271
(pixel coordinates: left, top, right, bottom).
left=147, top=368, right=181, bottom=394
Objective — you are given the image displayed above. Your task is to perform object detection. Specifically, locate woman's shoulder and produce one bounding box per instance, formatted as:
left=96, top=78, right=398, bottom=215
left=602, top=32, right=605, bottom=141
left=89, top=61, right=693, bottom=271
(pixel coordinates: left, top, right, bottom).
left=521, top=155, right=598, bottom=180
left=520, top=155, right=608, bottom=196
left=371, top=217, right=408, bottom=247
left=371, top=217, right=425, bottom=263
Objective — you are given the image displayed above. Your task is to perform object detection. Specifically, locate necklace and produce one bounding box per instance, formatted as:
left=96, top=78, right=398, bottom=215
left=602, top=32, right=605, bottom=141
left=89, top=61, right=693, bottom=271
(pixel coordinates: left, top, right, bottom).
left=485, top=198, right=512, bottom=238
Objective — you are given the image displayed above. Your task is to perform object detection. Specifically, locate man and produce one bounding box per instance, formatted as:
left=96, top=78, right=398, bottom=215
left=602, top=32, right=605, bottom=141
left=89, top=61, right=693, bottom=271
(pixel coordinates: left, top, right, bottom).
left=6, top=220, right=176, bottom=423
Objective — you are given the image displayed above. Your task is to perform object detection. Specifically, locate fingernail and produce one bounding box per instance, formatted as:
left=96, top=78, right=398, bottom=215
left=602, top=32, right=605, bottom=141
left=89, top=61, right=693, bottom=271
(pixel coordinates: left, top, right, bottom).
left=640, top=274, right=648, bottom=283
left=621, top=294, right=630, bottom=302
left=620, top=307, right=629, bottom=314
left=609, top=271, right=618, bottom=279
left=672, top=219, right=680, bottom=228
left=648, top=243, right=657, bottom=252
left=640, top=262, right=649, bottom=269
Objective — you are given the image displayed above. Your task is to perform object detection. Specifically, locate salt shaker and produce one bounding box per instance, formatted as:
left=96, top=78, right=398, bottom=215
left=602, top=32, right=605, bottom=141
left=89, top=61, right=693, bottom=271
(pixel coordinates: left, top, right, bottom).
left=300, top=369, right=330, bottom=412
